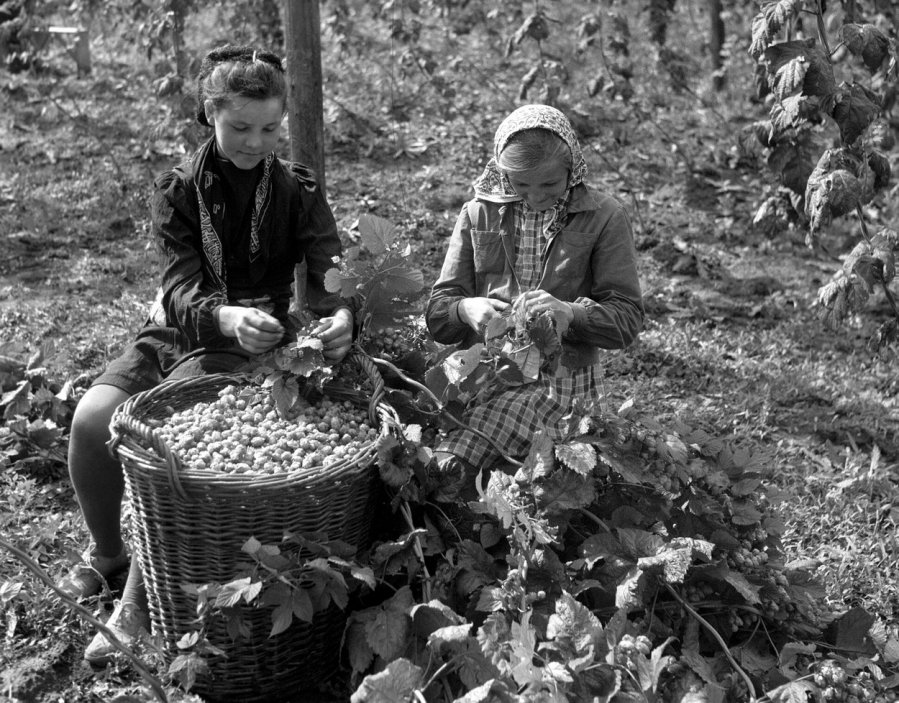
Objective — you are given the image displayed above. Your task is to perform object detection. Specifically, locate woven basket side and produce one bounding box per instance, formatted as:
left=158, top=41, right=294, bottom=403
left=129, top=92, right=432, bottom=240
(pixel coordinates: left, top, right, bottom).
left=114, top=368, right=393, bottom=701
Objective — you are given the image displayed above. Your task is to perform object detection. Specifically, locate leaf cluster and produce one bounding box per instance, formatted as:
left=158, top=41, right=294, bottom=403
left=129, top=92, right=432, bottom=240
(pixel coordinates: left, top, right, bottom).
left=173, top=532, right=376, bottom=693
left=816, top=227, right=899, bottom=347
left=341, top=395, right=899, bottom=702
left=0, top=341, right=80, bottom=479
left=748, top=0, right=899, bottom=344
left=325, top=213, right=426, bottom=341
left=423, top=301, right=564, bottom=424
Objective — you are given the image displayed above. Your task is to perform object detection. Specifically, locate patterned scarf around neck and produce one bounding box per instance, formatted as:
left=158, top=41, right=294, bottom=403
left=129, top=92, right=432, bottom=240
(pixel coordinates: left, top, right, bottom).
left=193, top=137, right=275, bottom=293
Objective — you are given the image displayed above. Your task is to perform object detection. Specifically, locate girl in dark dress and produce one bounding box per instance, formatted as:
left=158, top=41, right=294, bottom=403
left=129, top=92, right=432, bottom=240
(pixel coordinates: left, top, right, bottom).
left=59, top=44, right=354, bottom=664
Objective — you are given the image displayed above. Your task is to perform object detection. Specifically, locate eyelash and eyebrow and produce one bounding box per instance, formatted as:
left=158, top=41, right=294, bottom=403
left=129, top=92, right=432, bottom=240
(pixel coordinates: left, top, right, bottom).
left=512, top=180, right=562, bottom=187
left=231, top=124, right=280, bottom=131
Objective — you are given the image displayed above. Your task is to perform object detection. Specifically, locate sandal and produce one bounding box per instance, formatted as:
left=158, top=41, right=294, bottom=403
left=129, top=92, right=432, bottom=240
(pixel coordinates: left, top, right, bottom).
left=57, top=546, right=129, bottom=600
left=84, top=600, right=150, bottom=666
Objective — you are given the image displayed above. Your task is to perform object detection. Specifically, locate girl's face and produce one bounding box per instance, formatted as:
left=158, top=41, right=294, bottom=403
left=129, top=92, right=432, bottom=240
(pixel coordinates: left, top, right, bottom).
left=205, top=96, right=284, bottom=170
left=503, top=160, right=570, bottom=212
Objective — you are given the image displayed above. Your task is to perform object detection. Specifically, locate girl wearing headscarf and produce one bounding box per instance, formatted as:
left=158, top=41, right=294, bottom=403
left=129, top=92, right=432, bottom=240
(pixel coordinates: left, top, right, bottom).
left=426, top=104, right=643, bottom=482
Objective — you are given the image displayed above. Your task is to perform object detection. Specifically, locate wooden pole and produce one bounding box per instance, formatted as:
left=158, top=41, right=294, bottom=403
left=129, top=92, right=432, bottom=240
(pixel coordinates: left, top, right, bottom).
left=282, top=0, right=326, bottom=194
left=281, top=0, right=326, bottom=312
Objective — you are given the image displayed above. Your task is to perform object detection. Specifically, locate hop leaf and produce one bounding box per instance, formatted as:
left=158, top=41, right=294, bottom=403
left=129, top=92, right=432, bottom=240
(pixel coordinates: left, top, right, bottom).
left=841, top=23, right=891, bottom=73
left=816, top=274, right=871, bottom=329
left=872, top=227, right=898, bottom=283
left=763, top=39, right=835, bottom=99
left=555, top=441, right=597, bottom=476
left=534, top=470, right=597, bottom=514
left=357, top=213, right=396, bottom=255
left=637, top=547, right=692, bottom=584
left=350, top=658, right=424, bottom=703
left=805, top=148, right=871, bottom=235
left=362, top=586, right=414, bottom=660
left=426, top=624, right=473, bottom=655
left=771, top=55, right=808, bottom=100
left=851, top=254, right=884, bottom=294
left=724, top=572, right=762, bottom=606
left=324, top=265, right=357, bottom=298
left=831, top=82, right=881, bottom=145
left=509, top=11, right=551, bottom=55
left=749, top=1, right=805, bottom=60
left=443, top=345, right=483, bottom=385
left=546, top=591, right=605, bottom=657
left=615, top=566, right=646, bottom=610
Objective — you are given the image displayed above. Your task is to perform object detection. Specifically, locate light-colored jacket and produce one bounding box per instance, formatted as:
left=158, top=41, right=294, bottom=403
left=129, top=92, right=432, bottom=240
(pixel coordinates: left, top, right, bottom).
left=426, top=184, right=644, bottom=369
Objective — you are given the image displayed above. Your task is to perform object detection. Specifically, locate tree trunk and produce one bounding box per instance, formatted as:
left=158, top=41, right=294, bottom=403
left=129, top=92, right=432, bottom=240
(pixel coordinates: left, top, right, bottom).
left=708, top=0, right=724, bottom=91
left=282, top=0, right=326, bottom=192
left=281, top=0, right=326, bottom=313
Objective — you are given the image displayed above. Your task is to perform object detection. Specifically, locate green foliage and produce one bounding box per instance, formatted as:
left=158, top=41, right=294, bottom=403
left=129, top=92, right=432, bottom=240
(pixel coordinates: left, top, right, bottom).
left=177, top=533, right=374, bottom=691
left=326, top=214, right=426, bottom=335
left=748, top=1, right=899, bottom=346
left=343, top=387, right=899, bottom=701
left=0, top=341, right=80, bottom=480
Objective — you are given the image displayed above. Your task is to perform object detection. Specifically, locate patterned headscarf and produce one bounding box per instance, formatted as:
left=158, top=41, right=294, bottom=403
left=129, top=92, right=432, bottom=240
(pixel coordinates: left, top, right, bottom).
left=472, top=104, right=588, bottom=203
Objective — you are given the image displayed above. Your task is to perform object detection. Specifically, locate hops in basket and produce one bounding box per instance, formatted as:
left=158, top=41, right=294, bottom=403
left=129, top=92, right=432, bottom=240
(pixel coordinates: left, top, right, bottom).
left=155, top=384, right=378, bottom=476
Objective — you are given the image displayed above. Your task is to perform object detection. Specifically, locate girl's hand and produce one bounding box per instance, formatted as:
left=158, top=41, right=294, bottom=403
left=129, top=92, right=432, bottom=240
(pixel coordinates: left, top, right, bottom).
left=514, top=290, right=574, bottom=327
left=458, top=297, right=510, bottom=333
left=312, top=307, right=354, bottom=362
left=217, top=305, right=285, bottom=355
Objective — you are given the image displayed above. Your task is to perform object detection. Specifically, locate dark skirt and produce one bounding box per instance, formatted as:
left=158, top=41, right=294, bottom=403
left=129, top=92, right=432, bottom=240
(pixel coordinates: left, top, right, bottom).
left=92, top=325, right=248, bottom=395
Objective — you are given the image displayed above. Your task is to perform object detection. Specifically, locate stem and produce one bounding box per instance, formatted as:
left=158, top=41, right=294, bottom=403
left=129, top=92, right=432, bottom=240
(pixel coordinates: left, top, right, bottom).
left=425, top=501, right=463, bottom=543
left=814, top=0, right=833, bottom=59
left=855, top=204, right=872, bottom=245
left=578, top=507, right=611, bottom=532
left=420, top=661, right=453, bottom=694
left=0, top=537, right=169, bottom=703
left=399, top=500, right=432, bottom=602
left=665, top=583, right=756, bottom=701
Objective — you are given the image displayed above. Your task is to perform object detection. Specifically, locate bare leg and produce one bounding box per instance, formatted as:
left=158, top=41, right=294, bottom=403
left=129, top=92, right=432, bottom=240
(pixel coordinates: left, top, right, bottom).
left=68, top=384, right=131, bottom=559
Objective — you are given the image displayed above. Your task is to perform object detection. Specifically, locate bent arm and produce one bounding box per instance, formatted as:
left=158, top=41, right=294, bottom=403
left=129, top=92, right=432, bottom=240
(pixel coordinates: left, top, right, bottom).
left=152, top=172, right=232, bottom=347
left=564, top=205, right=644, bottom=349
left=426, top=204, right=479, bottom=346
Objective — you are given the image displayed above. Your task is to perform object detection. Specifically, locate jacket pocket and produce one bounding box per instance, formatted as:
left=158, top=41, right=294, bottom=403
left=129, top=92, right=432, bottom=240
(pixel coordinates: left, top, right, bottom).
left=544, top=229, right=594, bottom=297
left=471, top=229, right=506, bottom=274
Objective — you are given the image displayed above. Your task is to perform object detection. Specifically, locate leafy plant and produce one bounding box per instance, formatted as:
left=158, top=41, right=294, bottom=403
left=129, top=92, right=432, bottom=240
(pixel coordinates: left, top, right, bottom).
left=747, top=0, right=899, bottom=349
left=343, top=385, right=899, bottom=701
left=0, top=341, right=80, bottom=480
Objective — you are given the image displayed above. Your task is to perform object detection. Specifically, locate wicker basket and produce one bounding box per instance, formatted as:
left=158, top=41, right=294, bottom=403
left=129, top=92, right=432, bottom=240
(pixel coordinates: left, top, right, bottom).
left=108, top=353, right=395, bottom=702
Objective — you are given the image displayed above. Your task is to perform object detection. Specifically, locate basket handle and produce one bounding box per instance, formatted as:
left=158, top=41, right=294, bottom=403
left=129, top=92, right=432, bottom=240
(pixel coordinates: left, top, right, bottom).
left=109, top=381, right=193, bottom=502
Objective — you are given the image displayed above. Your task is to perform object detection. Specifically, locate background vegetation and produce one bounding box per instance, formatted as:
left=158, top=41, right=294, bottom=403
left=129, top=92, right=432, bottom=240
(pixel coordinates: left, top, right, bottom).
left=1, top=1, right=898, bottom=701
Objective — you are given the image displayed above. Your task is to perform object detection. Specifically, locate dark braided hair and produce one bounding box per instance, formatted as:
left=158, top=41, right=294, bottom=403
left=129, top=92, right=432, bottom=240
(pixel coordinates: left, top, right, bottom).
left=195, top=44, right=286, bottom=126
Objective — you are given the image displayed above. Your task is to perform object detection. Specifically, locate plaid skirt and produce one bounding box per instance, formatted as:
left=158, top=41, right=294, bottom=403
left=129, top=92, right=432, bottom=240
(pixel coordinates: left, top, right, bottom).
left=437, top=363, right=600, bottom=469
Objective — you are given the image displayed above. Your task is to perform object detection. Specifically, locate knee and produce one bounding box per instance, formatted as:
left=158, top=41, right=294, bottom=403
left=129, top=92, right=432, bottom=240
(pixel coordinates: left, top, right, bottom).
left=69, top=387, right=128, bottom=450
left=71, top=403, right=111, bottom=448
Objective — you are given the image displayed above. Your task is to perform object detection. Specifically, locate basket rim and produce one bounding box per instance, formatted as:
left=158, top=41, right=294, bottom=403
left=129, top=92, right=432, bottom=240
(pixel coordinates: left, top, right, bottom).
left=110, top=369, right=398, bottom=493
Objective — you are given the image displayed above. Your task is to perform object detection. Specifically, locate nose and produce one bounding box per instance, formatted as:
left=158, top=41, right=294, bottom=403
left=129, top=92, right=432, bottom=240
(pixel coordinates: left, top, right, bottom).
left=245, top=130, right=263, bottom=148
